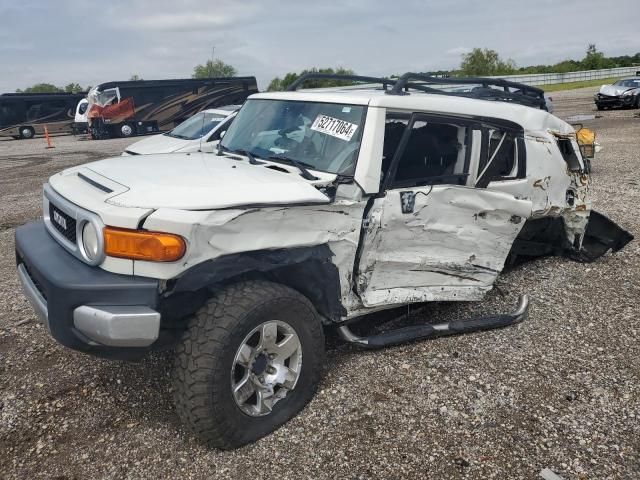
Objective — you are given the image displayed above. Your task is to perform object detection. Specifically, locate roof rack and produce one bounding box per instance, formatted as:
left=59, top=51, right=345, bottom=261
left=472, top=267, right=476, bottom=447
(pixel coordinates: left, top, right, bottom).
left=387, top=72, right=546, bottom=109
left=285, top=71, right=548, bottom=110
left=285, top=74, right=396, bottom=92
left=285, top=73, right=442, bottom=94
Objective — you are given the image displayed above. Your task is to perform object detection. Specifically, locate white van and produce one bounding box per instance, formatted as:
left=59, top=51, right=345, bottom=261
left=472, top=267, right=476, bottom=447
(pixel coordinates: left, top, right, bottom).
left=122, top=105, right=239, bottom=155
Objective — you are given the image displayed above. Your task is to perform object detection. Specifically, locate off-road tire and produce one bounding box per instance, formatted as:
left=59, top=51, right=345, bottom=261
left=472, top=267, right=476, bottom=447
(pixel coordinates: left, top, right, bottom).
left=172, top=280, right=325, bottom=449
left=596, top=105, right=604, bottom=111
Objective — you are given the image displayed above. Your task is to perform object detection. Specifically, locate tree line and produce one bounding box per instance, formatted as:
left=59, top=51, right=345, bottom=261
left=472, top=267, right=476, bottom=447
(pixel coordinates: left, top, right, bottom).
left=14, top=45, right=640, bottom=94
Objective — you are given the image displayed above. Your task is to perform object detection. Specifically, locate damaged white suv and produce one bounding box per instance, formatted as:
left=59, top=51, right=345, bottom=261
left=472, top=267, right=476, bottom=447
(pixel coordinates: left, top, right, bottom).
left=15, top=73, right=632, bottom=449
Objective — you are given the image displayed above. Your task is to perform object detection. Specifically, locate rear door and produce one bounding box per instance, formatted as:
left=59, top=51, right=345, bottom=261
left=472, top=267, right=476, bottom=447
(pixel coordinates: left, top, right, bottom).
left=356, top=112, right=532, bottom=307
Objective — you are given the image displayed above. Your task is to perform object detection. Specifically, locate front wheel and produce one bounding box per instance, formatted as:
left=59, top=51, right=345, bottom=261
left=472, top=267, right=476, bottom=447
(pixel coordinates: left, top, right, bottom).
left=172, top=280, right=325, bottom=449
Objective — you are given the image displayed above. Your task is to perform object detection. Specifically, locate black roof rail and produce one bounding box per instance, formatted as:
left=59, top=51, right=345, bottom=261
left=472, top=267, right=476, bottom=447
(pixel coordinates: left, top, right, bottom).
left=285, top=73, right=447, bottom=95
left=285, top=73, right=397, bottom=91
left=284, top=71, right=548, bottom=110
left=387, top=72, right=547, bottom=109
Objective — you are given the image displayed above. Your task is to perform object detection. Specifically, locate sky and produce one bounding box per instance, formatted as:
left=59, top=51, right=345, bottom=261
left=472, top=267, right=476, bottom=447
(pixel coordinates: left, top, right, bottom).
left=1, top=0, right=639, bottom=92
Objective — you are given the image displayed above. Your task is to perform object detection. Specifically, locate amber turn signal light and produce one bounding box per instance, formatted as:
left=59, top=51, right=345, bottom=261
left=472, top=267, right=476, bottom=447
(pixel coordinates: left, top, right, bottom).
left=103, top=227, right=186, bottom=262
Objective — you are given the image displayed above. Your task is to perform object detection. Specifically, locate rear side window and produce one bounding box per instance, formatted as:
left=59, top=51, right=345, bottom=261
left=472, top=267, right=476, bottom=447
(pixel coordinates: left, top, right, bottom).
left=475, top=128, right=525, bottom=187
left=556, top=138, right=581, bottom=171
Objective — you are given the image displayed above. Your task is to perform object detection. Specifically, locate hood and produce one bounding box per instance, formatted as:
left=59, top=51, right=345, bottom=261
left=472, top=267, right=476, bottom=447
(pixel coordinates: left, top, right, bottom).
left=78, top=153, right=331, bottom=210
left=125, top=133, right=195, bottom=154
left=598, top=84, right=636, bottom=97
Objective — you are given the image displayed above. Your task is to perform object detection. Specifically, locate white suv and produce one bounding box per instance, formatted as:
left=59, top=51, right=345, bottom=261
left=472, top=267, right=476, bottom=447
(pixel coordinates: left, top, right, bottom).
left=15, top=73, right=632, bottom=449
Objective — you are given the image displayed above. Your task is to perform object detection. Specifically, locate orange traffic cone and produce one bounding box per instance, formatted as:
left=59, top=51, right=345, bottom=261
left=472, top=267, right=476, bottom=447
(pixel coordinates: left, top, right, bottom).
left=44, top=126, right=54, bottom=149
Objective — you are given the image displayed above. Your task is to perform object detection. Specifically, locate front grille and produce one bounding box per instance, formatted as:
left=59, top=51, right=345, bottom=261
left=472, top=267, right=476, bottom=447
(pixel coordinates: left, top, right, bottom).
left=21, top=261, right=47, bottom=301
left=49, top=202, right=76, bottom=244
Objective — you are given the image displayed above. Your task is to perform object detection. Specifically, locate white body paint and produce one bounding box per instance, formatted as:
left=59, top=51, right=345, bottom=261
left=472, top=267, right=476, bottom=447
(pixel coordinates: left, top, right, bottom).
left=46, top=87, right=592, bottom=320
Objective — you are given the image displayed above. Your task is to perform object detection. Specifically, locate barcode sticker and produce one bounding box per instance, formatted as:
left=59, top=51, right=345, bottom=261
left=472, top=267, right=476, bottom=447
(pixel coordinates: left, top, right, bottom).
left=310, top=114, right=358, bottom=141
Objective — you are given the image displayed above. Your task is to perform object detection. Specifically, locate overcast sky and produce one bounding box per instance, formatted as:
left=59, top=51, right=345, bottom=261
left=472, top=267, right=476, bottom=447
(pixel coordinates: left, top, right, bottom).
left=1, top=0, right=639, bottom=92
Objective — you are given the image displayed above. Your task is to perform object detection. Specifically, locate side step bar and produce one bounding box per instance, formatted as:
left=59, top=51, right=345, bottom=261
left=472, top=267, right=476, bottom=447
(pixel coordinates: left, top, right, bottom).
left=337, top=295, right=529, bottom=349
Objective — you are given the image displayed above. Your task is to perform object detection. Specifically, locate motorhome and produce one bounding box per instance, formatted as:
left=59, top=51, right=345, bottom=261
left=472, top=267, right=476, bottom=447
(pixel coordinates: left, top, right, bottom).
left=87, top=77, right=258, bottom=139
left=0, top=92, right=85, bottom=139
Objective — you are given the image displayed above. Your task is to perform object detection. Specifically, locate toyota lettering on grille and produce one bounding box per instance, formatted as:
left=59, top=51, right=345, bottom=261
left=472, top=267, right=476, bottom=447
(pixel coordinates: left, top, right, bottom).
left=53, top=210, right=67, bottom=230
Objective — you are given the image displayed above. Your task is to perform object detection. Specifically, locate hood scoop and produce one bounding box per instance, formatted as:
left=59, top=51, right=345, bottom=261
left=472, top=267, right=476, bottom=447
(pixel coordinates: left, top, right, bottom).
left=77, top=172, right=114, bottom=193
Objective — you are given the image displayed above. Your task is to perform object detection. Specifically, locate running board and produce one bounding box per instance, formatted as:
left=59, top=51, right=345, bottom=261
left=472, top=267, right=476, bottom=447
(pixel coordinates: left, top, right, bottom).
left=337, top=295, right=529, bottom=349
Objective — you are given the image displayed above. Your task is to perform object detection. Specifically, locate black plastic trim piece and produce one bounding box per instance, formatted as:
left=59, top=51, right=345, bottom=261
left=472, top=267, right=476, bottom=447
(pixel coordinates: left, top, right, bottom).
left=169, top=244, right=347, bottom=322
left=77, top=172, right=113, bottom=193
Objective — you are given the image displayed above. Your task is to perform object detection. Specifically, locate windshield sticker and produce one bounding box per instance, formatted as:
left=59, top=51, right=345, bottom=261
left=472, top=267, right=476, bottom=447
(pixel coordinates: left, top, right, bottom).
left=310, top=114, right=358, bottom=141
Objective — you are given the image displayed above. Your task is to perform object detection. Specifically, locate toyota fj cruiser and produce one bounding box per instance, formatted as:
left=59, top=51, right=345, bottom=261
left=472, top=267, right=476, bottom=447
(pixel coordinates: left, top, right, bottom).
left=15, top=73, right=632, bottom=449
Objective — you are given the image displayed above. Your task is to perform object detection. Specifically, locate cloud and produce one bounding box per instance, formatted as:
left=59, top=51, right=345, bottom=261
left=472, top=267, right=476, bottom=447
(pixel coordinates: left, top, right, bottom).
left=1, top=0, right=639, bottom=93
left=446, top=47, right=471, bottom=57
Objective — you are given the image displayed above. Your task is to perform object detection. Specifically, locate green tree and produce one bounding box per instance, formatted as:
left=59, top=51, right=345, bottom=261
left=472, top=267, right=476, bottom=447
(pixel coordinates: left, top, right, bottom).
left=64, top=83, right=83, bottom=93
left=129, top=74, right=143, bottom=81
left=581, top=44, right=612, bottom=70
left=16, top=83, right=64, bottom=93
left=192, top=59, right=237, bottom=78
left=459, top=48, right=516, bottom=76
left=267, top=67, right=356, bottom=91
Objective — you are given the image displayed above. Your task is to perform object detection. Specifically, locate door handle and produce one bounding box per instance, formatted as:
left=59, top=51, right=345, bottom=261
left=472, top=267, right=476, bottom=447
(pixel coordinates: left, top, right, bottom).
left=400, top=191, right=415, bottom=214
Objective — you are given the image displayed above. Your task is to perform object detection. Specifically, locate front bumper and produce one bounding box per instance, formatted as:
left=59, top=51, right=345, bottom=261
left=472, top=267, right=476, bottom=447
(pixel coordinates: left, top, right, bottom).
left=15, top=221, right=161, bottom=359
left=594, top=95, right=636, bottom=108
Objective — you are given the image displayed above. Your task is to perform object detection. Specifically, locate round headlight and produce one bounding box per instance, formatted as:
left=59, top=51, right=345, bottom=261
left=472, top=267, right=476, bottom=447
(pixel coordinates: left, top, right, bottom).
left=82, top=222, right=100, bottom=261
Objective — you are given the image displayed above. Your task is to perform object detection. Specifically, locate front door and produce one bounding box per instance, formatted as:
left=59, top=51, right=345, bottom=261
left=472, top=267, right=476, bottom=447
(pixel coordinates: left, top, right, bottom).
left=356, top=112, right=532, bottom=308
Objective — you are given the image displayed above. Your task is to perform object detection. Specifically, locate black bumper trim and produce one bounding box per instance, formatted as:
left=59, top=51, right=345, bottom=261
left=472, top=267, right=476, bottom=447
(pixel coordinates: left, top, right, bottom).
left=15, top=221, right=160, bottom=359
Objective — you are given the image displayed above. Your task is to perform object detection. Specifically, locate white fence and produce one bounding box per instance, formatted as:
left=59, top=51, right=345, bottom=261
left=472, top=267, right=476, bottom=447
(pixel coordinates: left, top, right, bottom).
left=492, top=66, right=639, bottom=86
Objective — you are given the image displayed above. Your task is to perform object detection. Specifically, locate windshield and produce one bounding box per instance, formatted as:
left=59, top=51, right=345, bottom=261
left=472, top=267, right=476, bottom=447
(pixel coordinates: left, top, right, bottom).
left=167, top=112, right=227, bottom=140
left=220, top=99, right=366, bottom=176
left=614, top=79, right=640, bottom=88
left=87, top=86, right=119, bottom=107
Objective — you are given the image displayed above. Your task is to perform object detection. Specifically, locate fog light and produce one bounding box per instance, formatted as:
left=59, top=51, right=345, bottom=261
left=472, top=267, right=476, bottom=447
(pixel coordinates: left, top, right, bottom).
left=82, top=221, right=100, bottom=261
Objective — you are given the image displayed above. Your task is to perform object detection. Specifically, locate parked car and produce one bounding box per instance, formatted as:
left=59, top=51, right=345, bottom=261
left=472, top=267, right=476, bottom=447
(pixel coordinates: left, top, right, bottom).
left=15, top=72, right=632, bottom=449
left=594, top=77, right=640, bottom=110
left=122, top=106, right=240, bottom=155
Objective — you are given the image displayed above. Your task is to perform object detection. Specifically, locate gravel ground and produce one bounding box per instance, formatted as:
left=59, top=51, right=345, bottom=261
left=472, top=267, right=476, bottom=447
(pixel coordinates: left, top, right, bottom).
left=1, top=90, right=639, bottom=479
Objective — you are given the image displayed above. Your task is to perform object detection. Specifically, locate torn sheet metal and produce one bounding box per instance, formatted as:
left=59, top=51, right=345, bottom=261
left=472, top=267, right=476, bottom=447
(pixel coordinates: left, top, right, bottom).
left=356, top=185, right=532, bottom=308
left=140, top=199, right=366, bottom=309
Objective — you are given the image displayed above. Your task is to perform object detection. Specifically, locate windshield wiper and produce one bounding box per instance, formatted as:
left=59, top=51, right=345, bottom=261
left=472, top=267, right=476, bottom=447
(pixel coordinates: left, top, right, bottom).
left=217, top=144, right=264, bottom=165
left=267, top=154, right=318, bottom=180
left=234, top=149, right=264, bottom=165
left=167, top=133, right=190, bottom=139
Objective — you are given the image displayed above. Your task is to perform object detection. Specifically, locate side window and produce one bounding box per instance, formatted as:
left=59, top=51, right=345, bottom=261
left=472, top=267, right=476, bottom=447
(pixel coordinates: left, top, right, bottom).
left=388, top=116, right=470, bottom=188
left=207, top=117, right=230, bottom=142
left=475, top=128, right=524, bottom=187
left=556, top=138, right=581, bottom=171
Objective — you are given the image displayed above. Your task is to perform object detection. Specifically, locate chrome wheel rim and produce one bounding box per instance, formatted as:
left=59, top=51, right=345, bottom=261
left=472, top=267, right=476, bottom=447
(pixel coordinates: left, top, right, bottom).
left=231, top=320, right=302, bottom=417
left=21, top=128, right=33, bottom=138
left=121, top=124, right=133, bottom=136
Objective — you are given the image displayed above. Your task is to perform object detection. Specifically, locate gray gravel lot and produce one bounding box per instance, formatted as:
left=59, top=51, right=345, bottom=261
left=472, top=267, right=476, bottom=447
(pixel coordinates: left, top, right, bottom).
left=1, top=89, right=639, bottom=479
